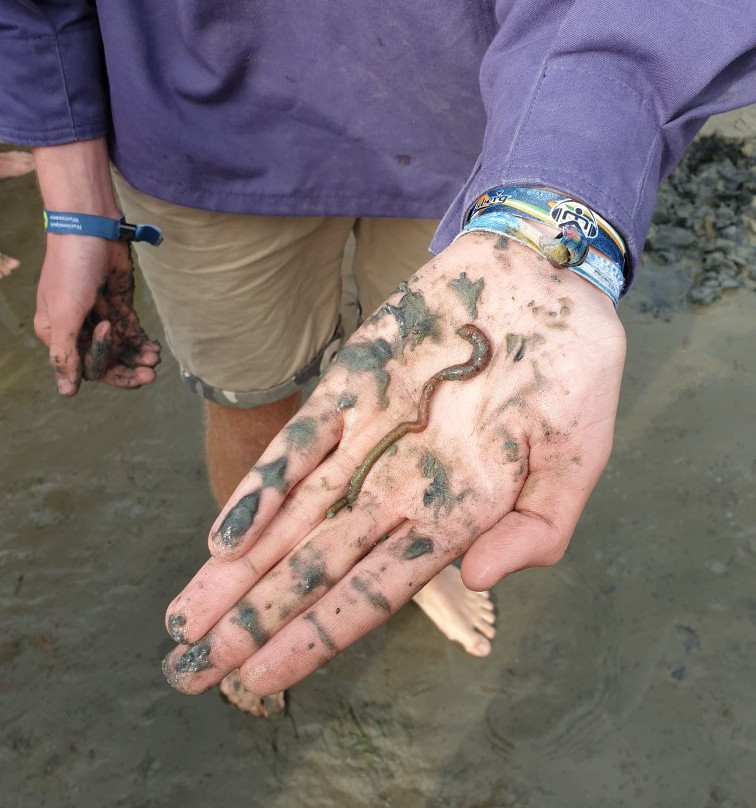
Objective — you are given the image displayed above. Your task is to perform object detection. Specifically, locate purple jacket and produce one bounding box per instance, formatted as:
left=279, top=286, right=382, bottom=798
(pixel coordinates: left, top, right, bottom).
left=1, top=1, right=754, bottom=280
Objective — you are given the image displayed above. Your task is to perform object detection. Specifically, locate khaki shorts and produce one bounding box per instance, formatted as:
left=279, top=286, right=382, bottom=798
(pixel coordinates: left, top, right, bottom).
left=113, top=170, right=439, bottom=408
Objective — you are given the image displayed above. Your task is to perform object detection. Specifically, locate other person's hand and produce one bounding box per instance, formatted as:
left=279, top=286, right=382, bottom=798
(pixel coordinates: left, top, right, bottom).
left=34, top=234, right=161, bottom=395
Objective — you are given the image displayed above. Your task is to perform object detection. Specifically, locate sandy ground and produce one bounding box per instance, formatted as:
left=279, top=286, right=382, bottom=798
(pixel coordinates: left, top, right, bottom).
left=1, top=115, right=755, bottom=807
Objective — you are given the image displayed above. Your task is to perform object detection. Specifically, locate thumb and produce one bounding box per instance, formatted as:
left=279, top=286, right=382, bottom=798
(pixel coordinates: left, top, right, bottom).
left=461, top=452, right=607, bottom=591
left=47, top=305, right=86, bottom=397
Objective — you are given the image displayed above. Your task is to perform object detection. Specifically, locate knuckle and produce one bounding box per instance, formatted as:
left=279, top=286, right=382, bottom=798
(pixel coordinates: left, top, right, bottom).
left=33, top=314, right=49, bottom=342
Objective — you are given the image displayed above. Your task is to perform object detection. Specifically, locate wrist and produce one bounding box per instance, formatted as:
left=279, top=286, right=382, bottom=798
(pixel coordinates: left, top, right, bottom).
left=452, top=230, right=621, bottom=321
left=33, top=138, right=121, bottom=219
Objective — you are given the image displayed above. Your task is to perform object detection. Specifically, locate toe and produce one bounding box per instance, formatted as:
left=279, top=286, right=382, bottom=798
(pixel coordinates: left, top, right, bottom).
left=478, top=609, right=496, bottom=624
left=464, top=634, right=492, bottom=657
left=476, top=620, right=496, bottom=640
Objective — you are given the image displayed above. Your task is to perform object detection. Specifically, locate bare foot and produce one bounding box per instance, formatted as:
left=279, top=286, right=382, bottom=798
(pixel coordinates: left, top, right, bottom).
left=218, top=669, right=286, bottom=719
left=0, top=151, right=35, bottom=278
left=412, top=565, right=495, bottom=656
left=0, top=150, right=35, bottom=179
left=0, top=252, right=20, bottom=278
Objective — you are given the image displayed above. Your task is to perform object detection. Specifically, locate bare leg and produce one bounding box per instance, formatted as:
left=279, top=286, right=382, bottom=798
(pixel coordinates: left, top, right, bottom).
left=205, top=394, right=300, bottom=718
left=204, top=394, right=300, bottom=507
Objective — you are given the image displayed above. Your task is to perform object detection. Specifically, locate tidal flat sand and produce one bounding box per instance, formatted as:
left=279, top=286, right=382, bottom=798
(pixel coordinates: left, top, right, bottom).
left=1, top=114, right=754, bottom=807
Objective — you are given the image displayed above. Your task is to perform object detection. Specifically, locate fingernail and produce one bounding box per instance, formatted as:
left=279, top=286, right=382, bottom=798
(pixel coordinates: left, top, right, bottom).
left=167, top=614, right=187, bottom=643
left=56, top=379, right=77, bottom=396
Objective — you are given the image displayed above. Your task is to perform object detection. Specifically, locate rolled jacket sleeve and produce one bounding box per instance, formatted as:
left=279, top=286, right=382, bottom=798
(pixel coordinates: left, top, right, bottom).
left=432, top=0, right=756, bottom=285
left=0, top=1, right=109, bottom=145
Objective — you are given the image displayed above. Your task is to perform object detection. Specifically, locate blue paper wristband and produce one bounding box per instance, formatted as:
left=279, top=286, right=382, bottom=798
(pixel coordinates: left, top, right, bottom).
left=43, top=210, right=163, bottom=246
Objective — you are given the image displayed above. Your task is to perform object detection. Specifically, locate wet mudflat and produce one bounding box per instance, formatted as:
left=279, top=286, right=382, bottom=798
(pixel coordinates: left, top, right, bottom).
left=1, top=126, right=755, bottom=807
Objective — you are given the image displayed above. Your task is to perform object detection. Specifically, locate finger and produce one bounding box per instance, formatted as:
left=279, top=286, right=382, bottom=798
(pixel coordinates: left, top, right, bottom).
left=107, top=330, right=161, bottom=367
left=48, top=311, right=85, bottom=397
left=98, top=364, right=157, bottom=389
left=109, top=329, right=161, bottom=369
left=235, top=524, right=459, bottom=696
left=208, top=375, right=419, bottom=562
left=162, top=508, right=406, bottom=694
left=165, top=554, right=269, bottom=643
left=170, top=484, right=405, bottom=645
left=460, top=442, right=611, bottom=591
left=206, top=392, right=346, bottom=560
left=132, top=342, right=162, bottom=367
left=83, top=320, right=113, bottom=381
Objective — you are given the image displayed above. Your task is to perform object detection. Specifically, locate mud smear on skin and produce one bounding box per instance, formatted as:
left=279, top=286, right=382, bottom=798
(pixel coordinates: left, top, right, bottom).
left=336, top=392, right=357, bottom=411
left=214, top=459, right=287, bottom=550
left=500, top=428, right=521, bottom=464
left=166, top=614, right=187, bottom=643
left=421, top=452, right=462, bottom=517
left=505, top=332, right=546, bottom=363
left=448, top=272, right=484, bottom=319
left=215, top=489, right=262, bottom=549
left=273, top=547, right=333, bottom=622
left=336, top=338, right=394, bottom=409
left=304, top=611, right=337, bottom=653
left=399, top=530, right=434, bottom=560
left=351, top=576, right=391, bottom=613
left=374, top=282, right=441, bottom=350
left=168, top=640, right=212, bottom=680
left=83, top=333, right=112, bottom=381
left=527, top=297, right=573, bottom=330
left=286, top=417, right=318, bottom=449
left=232, top=603, right=269, bottom=647
left=289, top=546, right=331, bottom=597
left=499, top=358, right=551, bottom=418
left=257, top=455, right=288, bottom=493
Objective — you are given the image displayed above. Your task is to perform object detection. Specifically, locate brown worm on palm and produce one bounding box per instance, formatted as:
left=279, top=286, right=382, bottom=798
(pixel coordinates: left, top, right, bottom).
left=326, top=323, right=492, bottom=518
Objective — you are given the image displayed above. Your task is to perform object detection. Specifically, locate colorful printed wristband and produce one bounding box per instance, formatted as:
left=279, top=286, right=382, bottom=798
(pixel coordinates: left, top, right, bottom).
left=462, top=187, right=626, bottom=304
left=43, top=210, right=163, bottom=246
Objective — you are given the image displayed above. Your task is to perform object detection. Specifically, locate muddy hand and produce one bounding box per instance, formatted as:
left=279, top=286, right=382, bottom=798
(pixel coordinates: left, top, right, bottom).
left=164, top=234, right=626, bottom=695
left=34, top=235, right=160, bottom=395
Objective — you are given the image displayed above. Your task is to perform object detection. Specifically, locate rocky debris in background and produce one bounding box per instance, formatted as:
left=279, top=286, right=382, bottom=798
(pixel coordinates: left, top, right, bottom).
left=636, top=134, right=755, bottom=313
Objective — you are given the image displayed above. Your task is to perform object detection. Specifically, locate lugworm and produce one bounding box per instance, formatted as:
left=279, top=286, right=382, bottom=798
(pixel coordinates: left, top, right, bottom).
left=326, top=323, right=492, bottom=518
